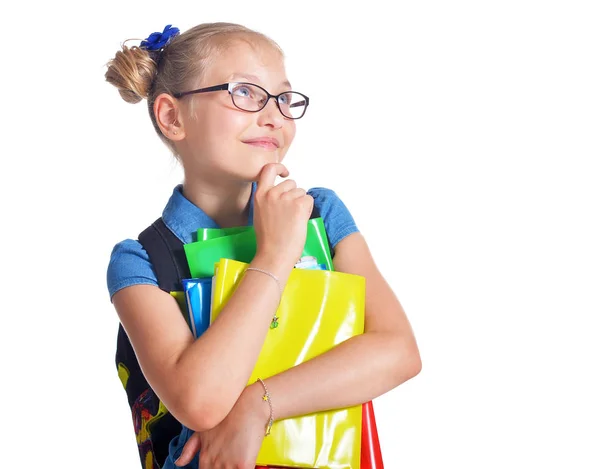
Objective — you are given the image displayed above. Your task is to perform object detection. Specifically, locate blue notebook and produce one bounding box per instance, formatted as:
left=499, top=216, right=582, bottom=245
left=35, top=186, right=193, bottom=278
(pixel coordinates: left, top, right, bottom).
left=182, top=278, right=213, bottom=338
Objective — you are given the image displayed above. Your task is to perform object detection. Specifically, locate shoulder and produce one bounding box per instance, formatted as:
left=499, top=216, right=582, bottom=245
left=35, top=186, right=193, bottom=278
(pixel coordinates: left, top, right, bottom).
left=106, top=238, right=158, bottom=301
left=308, top=186, right=359, bottom=253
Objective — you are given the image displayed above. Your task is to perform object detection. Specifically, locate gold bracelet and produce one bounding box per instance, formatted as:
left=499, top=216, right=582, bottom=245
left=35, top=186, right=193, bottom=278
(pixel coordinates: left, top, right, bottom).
left=245, top=267, right=282, bottom=329
left=256, top=378, right=274, bottom=436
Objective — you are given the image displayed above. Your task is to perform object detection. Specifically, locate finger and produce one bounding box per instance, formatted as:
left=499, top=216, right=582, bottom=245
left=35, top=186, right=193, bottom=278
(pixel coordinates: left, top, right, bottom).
left=259, top=163, right=289, bottom=190
left=302, top=194, right=315, bottom=216
left=257, top=163, right=289, bottom=193
left=281, top=187, right=307, bottom=200
left=175, top=432, right=202, bottom=466
left=268, top=179, right=298, bottom=198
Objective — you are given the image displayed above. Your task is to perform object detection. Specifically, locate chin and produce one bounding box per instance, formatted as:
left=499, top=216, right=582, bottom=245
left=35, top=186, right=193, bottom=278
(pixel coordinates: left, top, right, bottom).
left=243, top=158, right=280, bottom=181
left=251, top=149, right=282, bottom=164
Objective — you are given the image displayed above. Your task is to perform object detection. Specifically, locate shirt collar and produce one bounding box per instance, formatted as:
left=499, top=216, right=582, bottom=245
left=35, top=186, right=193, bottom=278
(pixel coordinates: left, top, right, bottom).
left=162, top=182, right=257, bottom=244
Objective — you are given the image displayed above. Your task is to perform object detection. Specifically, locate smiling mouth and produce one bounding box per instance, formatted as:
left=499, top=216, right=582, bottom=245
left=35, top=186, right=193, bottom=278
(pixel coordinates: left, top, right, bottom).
left=243, top=140, right=279, bottom=151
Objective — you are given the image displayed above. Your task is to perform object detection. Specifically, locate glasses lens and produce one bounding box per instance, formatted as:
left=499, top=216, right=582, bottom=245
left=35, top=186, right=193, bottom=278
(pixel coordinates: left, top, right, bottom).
left=278, top=92, right=307, bottom=119
left=230, top=83, right=308, bottom=119
left=230, top=83, right=267, bottom=112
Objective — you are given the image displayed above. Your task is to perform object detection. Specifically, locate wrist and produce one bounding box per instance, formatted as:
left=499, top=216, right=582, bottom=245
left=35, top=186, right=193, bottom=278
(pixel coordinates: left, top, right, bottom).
left=251, top=252, right=296, bottom=282
left=243, top=381, right=272, bottom=428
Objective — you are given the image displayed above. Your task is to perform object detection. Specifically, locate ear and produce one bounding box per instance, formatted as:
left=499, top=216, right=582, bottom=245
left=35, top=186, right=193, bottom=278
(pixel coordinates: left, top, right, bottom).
left=154, top=93, right=186, bottom=141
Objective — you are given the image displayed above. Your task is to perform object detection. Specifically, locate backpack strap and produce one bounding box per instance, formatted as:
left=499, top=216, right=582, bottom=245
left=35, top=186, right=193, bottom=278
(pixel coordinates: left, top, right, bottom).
left=138, top=217, right=191, bottom=292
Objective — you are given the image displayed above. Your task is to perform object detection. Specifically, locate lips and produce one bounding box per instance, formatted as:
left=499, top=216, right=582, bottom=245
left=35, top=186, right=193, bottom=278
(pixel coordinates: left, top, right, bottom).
left=242, top=137, right=281, bottom=150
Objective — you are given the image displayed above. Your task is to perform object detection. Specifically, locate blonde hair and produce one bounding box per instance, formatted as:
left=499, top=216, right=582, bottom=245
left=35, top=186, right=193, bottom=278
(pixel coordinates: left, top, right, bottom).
left=104, top=22, right=283, bottom=154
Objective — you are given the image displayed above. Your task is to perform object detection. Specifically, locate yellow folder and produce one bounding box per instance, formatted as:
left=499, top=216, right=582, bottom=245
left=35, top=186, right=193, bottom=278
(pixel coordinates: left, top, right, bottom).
left=211, top=258, right=365, bottom=468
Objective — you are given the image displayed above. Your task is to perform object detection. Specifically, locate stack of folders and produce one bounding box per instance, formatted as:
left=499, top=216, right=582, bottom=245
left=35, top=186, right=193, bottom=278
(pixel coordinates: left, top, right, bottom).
left=177, top=218, right=384, bottom=469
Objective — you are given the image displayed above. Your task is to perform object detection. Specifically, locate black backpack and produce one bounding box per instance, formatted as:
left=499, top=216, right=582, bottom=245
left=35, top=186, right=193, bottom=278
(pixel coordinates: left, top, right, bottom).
left=115, top=206, right=324, bottom=468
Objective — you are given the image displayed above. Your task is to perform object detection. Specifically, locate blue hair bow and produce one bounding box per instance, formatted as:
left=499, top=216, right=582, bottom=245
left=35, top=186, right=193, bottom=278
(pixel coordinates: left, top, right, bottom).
left=140, top=24, right=180, bottom=51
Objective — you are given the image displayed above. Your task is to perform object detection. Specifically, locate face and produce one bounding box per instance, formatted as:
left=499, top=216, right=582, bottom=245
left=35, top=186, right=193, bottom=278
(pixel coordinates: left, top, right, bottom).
left=176, top=40, right=296, bottom=183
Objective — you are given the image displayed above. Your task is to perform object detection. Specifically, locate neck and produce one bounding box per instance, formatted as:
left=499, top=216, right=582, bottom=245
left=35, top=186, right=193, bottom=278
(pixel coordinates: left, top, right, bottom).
left=182, top=176, right=253, bottom=228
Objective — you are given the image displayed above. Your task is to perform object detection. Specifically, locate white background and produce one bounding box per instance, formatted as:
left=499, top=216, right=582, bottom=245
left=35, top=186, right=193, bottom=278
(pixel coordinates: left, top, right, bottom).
left=2, top=1, right=599, bottom=467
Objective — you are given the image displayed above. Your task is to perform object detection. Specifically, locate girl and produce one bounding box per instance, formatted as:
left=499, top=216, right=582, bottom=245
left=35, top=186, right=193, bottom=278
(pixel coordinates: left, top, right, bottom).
left=106, top=22, right=421, bottom=469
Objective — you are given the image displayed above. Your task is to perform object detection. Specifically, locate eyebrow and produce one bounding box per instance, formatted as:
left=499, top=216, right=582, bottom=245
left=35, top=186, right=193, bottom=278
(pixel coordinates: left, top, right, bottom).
left=228, top=73, right=292, bottom=90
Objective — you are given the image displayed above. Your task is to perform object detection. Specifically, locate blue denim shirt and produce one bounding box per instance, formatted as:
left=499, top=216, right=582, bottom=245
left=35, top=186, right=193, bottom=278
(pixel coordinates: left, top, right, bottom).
left=106, top=182, right=359, bottom=468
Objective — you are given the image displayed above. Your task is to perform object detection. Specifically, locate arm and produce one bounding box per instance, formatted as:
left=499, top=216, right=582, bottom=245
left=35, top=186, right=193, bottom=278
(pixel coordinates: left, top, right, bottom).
left=250, top=231, right=422, bottom=420
left=175, top=230, right=422, bottom=467
left=113, top=252, right=294, bottom=432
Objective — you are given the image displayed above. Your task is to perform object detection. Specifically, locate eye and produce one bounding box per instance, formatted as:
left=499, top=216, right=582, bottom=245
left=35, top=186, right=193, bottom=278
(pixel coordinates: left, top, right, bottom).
left=278, top=93, right=291, bottom=105
left=232, top=85, right=253, bottom=98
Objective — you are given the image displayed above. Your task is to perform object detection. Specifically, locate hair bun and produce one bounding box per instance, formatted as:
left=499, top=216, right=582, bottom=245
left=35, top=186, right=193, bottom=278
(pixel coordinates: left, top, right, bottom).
left=105, top=45, right=157, bottom=104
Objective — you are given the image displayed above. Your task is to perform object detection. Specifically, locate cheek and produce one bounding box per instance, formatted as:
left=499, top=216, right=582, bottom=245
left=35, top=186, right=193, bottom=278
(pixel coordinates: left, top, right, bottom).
left=284, top=121, right=297, bottom=145
left=204, top=109, right=249, bottom=143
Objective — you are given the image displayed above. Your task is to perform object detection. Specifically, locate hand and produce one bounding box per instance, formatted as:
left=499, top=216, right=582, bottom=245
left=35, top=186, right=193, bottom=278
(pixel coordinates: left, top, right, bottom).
left=175, top=382, right=270, bottom=468
left=253, top=163, right=314, bottom=268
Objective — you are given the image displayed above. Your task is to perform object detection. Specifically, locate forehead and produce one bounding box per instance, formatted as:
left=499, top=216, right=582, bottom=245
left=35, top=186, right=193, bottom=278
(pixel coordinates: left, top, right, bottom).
left=203, top=39, right=289, bottom=90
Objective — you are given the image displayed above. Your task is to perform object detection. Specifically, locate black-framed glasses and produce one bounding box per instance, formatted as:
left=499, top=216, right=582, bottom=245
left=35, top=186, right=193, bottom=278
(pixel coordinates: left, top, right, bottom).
left=173, top=82, right=310, bottom=119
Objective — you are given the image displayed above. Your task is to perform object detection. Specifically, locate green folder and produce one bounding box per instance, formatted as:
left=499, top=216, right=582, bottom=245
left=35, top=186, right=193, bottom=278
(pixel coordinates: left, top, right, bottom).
left=184, top=217, right=333, bottom=278
left=196, top=225, right=249, bottom=241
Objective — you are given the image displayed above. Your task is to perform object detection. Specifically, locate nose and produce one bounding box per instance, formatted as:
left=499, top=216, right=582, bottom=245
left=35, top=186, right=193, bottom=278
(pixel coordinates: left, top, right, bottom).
left=257, top=97, right=284, bottom=129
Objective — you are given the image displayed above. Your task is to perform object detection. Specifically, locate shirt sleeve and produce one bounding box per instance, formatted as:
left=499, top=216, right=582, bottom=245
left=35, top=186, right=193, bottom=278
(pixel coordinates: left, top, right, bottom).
left=308, top=187, right=359, bottom=257
left=106, top=239, right=159, bottom=302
